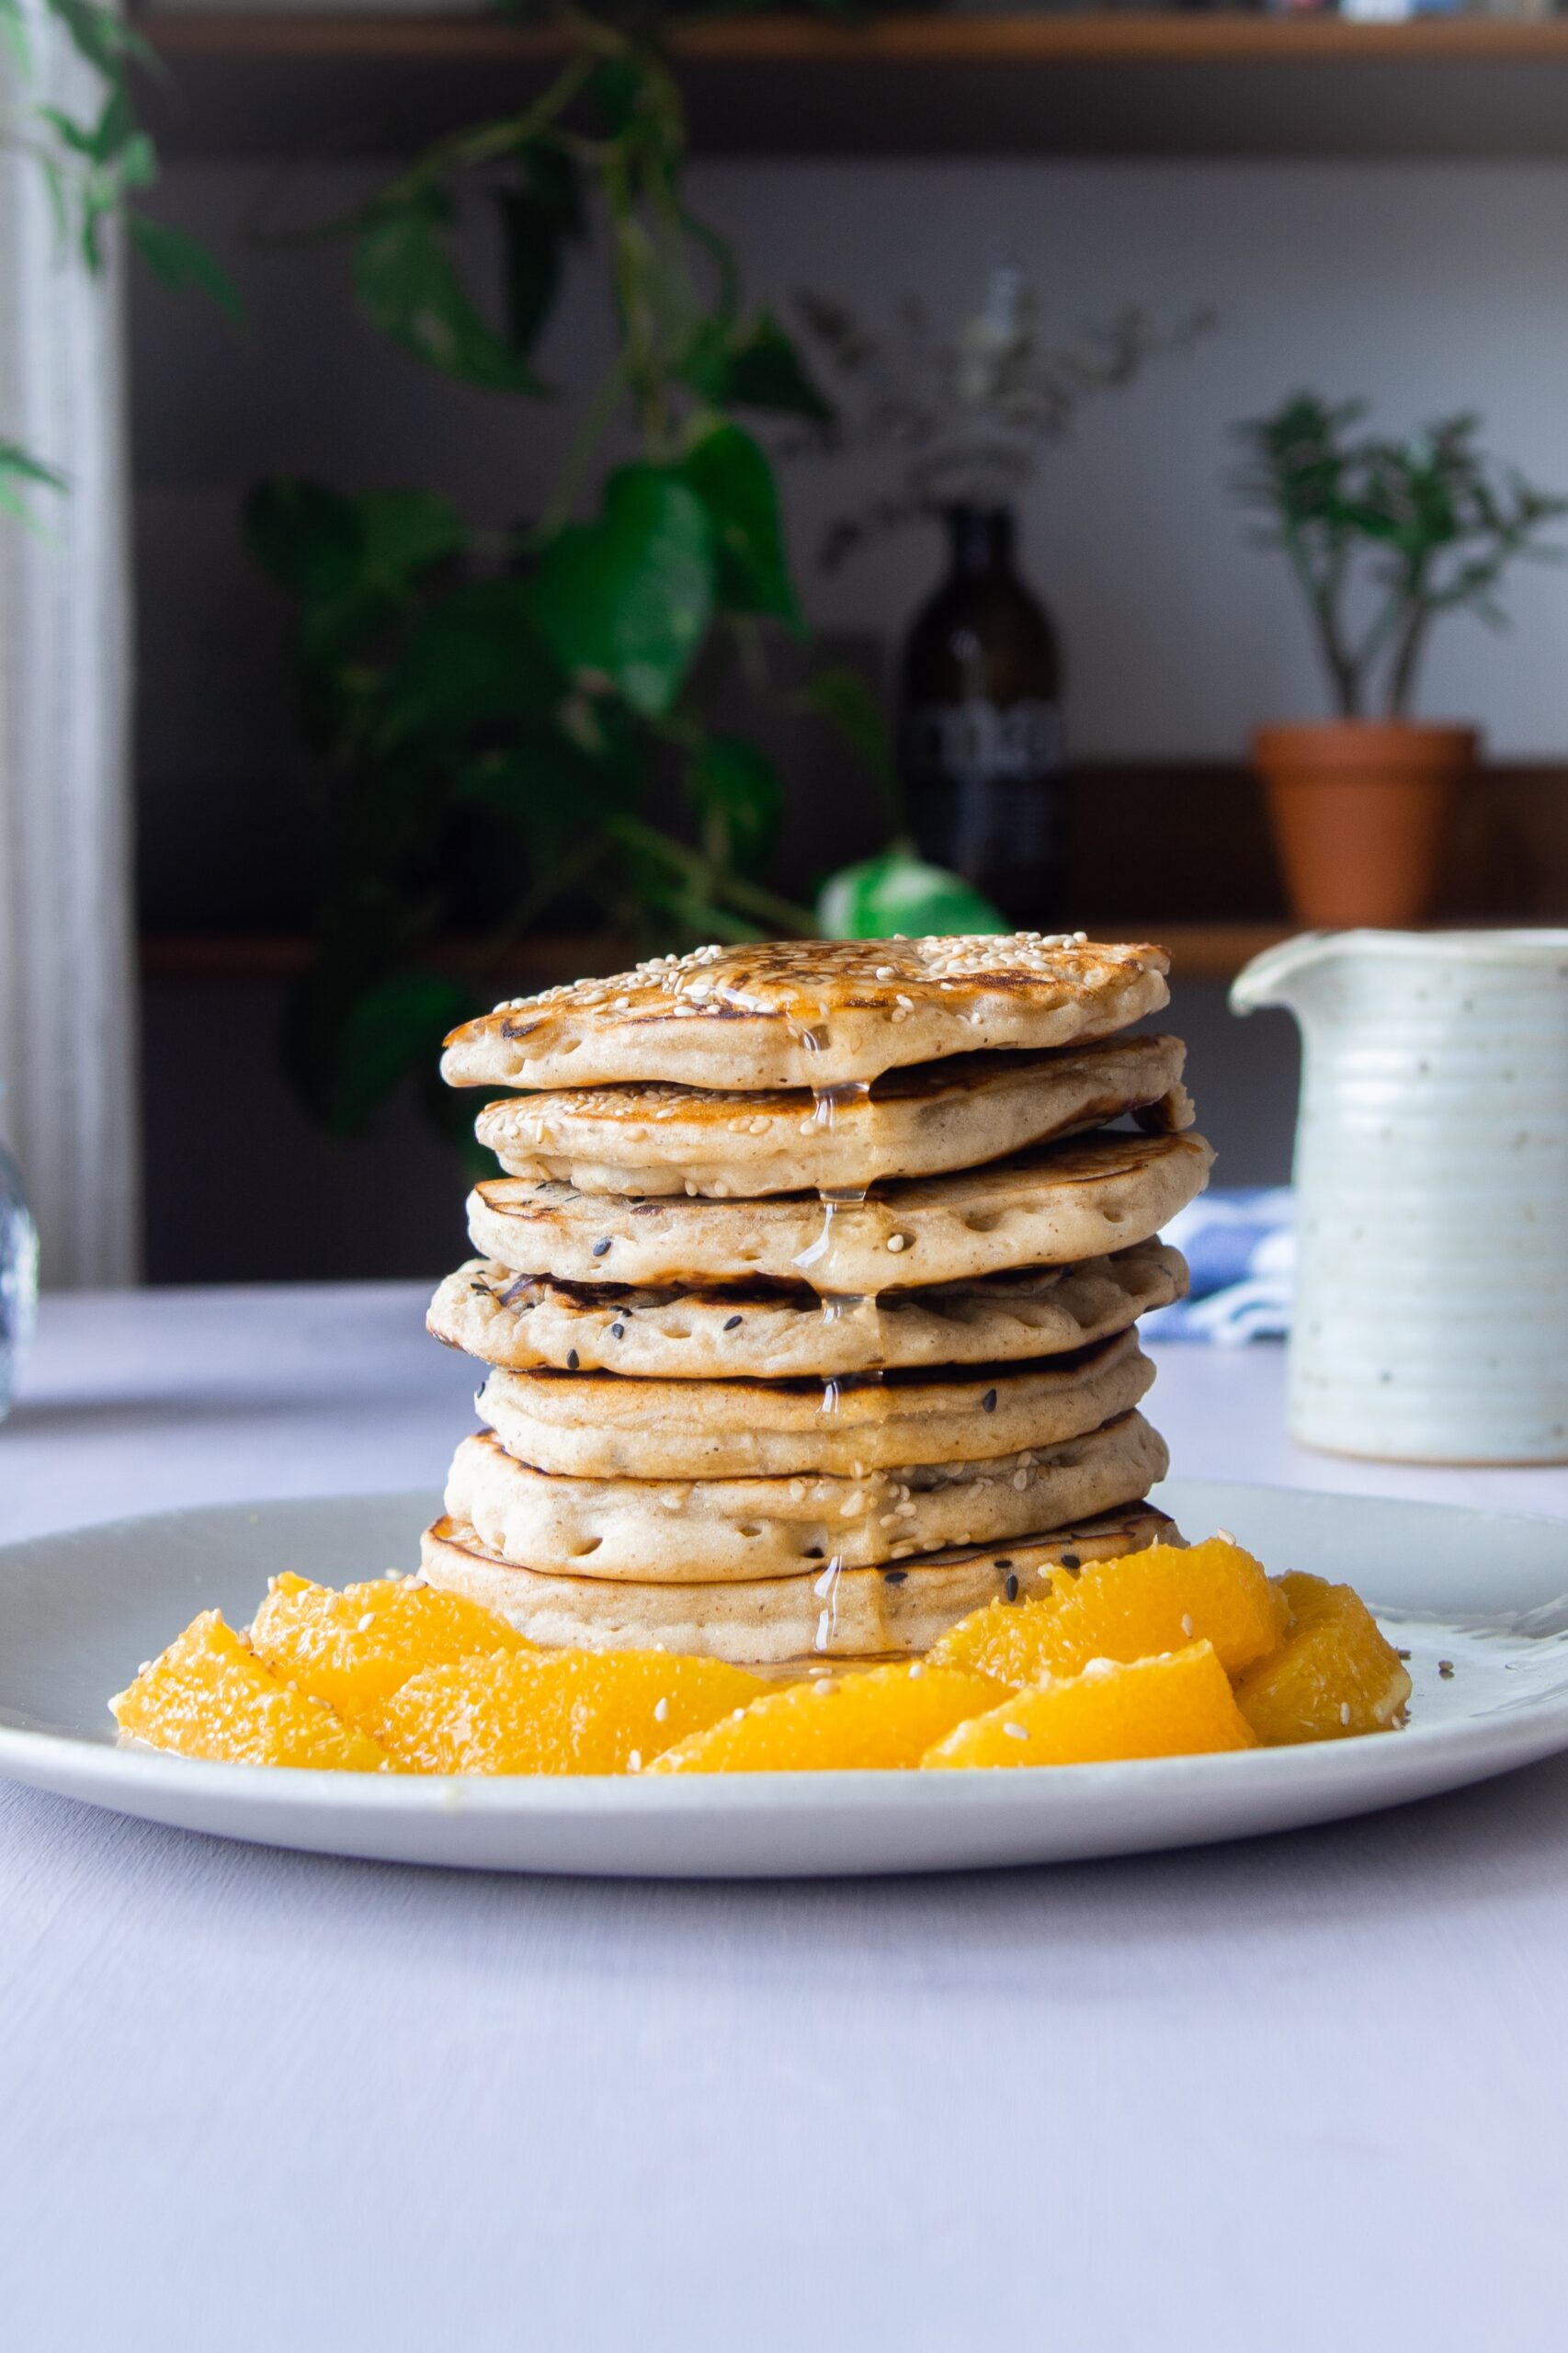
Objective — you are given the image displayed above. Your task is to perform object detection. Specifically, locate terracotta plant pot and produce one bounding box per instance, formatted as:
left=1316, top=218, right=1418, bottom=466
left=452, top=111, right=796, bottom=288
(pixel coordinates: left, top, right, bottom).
left=1251, top=721, right=1477, bottom=928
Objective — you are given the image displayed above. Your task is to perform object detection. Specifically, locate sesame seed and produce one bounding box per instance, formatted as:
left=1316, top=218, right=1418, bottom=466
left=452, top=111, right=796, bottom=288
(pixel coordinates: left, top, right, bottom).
left=1181, top=1614, right=1195, bottom=1638
left=1012, top=1470, right=1029, bottom=1492
left=1061, top=1552, right=1081, bottom=1571
left=1216, top=1526, right=1236, bottom=1546
left=653, top=1697, right=669, bottom=1722
left=881, top=1568, right=907, bottom=1585
left=592, top=1239, right=611, bottom=1257
left=357, top=1612, right=375, bottom=1633
left=982, top=1388, right=997, bottom=1413
left=907, top=1662, right=925, bottom=1678
left=1339, top=1703, right=1351, bottom=1727
left=875, top=965, right=895, bottom=980
left=610, top=1323, right=626, bottom=1339
left=723, top=1313, right=743, bottom=1331
left=627, top=1750, right=642, bottom=1773
left=886, top=1234, right=907, bottom=1253
left=1438, top=1658, right=1456, bottom=1680
left=1005, top=1574, right=1019, bottom=1602
left=1003, top=1722, right=1029, bottom=1742
left=567, top=1349, right=580, bottom=1371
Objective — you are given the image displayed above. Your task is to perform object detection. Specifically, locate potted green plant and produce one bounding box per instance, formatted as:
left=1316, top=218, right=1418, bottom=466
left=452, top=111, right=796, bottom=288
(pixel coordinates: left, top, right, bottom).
left=1232, top=393, right=1567, bottom=926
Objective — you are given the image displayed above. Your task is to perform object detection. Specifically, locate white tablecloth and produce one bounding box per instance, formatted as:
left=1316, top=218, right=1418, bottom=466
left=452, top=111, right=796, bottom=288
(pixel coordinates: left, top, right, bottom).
left=5, top=1285, right=1568, bottom=2352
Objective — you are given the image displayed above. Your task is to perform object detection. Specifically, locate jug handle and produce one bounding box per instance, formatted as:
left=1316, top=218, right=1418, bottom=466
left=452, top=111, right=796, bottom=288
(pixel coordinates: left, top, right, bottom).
left=1231, top=930, right=1336, bottom=1018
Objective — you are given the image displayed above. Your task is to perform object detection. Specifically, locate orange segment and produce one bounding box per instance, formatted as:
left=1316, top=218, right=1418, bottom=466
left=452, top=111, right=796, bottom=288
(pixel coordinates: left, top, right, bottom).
left=647, top=1663, right=1001, bottom=1775
left=112, top=1610, right=396, bottom=1771
left=929, top=1536, right=1290, bottom=1685
left=251, top=1572, right=531, bottom=1731
left=1234, top=1572, right=1411, bottom=1745
left=924, top=1642, right=1256, bottom=1769
left=373, top=1647, right=767, bottom=1774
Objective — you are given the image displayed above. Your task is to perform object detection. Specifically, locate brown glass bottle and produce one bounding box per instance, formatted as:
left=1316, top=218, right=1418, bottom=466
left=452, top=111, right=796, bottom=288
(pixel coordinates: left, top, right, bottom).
left=899, top=503, right=1066, bottom=926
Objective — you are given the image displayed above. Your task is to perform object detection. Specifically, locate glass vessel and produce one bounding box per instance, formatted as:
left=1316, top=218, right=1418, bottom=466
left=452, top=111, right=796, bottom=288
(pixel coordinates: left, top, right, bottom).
left=899, top=501, right=1066, bottom=927
left=0, top=1128, right=39, bottom=1425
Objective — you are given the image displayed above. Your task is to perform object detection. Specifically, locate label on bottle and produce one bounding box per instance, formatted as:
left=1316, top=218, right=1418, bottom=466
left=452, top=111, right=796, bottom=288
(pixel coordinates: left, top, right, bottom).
left=904, top=698, right=1065, bottom=788
left=903, top=697, right=1067, bottom=918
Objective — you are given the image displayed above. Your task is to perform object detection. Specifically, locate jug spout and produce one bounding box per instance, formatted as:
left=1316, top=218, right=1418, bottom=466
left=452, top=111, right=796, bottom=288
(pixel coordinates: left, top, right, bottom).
left=1231, top=930, right=1340, bottom=1019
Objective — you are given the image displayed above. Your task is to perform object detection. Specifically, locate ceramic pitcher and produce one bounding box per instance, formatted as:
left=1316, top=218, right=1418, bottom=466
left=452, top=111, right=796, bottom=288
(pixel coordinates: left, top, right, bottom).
left=1232, top=929, right=1568, bottom=1463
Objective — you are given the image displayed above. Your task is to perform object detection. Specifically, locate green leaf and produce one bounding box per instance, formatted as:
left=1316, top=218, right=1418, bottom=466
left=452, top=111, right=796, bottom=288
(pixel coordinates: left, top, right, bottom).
left=128, top=213, right=244, bottom=325
left=494, top=142, right=582, bottom=360
left=529, top=464, right=713, bottom=717
left=683, top=420, right=800, bottom=630
left=329, top=967, right=475, bottom=1135
left=816, top=849, right=1008, bottom=941
left=0, top=439, right=66, bottom=527
left=354, top=200, right=543, bottom=396
left=244, top=480, right=464, bottom=662
left=375, top=578, right=556, bottom=750
left=722, top=312, right=835, bottom=424
left=685, top=734, right=784, bottom=876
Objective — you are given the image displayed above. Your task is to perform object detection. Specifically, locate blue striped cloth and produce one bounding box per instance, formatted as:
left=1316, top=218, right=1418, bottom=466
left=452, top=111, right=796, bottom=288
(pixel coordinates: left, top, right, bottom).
left=1141, top=1186, right=1294, bottom=1345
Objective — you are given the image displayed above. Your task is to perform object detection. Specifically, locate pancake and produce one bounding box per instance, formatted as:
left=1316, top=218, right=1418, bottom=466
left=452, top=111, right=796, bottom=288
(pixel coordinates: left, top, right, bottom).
left=472, top=1330, right=1154, bottom=1479
left=474, top=1033, right=1192, bottom=1199
left=430, top=1241, right=1188, bottom=1381
left=467, top=1129, right=1213, bottom=1295
left=442, top=934, right=1169, bottom=1093
left=420, top=1505, right=1176, bottom=1663
left=445, top=1410, right=1168, bottom=1582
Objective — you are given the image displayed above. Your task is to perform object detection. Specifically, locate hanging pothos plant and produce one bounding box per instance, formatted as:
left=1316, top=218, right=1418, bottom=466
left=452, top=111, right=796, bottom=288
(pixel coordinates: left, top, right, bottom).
left=245, top=3, right=1003, bottom=1162
left=0, top=0, right=238, bottom=522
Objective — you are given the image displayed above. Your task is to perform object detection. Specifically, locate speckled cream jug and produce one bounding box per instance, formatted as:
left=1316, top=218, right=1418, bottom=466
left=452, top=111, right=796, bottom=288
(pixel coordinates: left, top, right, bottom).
left=1232, top=929, right=1568, bottom=1463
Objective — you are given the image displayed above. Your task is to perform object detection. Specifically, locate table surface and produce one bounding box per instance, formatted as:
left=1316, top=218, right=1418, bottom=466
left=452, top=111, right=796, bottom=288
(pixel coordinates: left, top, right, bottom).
left=5, top=1283, right=1568, bottom=2351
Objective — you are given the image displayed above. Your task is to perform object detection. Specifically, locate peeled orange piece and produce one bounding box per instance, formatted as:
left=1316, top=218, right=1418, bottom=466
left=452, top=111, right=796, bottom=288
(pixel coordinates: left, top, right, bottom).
left=929, top=1536, right=1290, bottom=1686
left=647, top=1662, right=1001, bottom=1775
left=374, top=1646, right=767, bottom=1774
left=924, top=1641, right=1256, bottom=1769
left=112, top=1610, right=396, bottom=1771
left=251, top=1572, right=531, bottom=1731
left=1234, top=1572, right=1411, bottom=1745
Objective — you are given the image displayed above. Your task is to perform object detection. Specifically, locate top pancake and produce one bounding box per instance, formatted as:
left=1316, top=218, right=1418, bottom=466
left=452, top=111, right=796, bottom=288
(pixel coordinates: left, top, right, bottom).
left=442, top=934, right=1170, bottom=1093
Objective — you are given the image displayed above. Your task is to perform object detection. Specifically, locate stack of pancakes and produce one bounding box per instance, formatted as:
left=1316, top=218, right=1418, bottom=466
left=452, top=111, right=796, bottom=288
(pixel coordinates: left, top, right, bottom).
left=421, top=935, right=1213, bottom=1665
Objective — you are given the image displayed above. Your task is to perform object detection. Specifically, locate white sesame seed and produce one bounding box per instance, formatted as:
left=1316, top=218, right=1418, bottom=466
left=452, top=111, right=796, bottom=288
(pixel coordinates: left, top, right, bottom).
left=886, top=1233, right=907, bottom=1253
left=1181, top=1614, right=1195, bottom=1639
left=1340, top=1701, right=1352, bottom=1727
left=1216, top=1527, right=1236, bottom=1546
left=1003, top=1722, right=1029, bottom=1742
left=357, top=1612, right=375, bottom=1632
left=627, top=1750, right=642, bottom=1773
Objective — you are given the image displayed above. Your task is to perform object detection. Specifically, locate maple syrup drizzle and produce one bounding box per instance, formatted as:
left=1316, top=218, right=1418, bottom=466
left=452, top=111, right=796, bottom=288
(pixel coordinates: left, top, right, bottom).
left=790, top=1068, right=891, bottom=1651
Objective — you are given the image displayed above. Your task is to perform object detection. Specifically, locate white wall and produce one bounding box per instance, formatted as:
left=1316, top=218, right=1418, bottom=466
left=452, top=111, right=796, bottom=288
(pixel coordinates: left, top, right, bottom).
left=134, top=154, right=1568, bottom=781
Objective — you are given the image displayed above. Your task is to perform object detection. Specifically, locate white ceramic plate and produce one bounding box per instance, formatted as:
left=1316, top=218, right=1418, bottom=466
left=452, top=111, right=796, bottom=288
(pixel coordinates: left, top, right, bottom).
left=2, top=1478, right=1566, bottom=1877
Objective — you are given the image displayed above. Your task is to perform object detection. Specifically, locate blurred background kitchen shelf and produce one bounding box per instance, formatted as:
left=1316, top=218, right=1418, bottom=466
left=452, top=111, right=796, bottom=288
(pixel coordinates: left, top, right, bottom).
left=139, top=12, right=1568, bottom=164
left=123, top=6, right=1568, bottom=1279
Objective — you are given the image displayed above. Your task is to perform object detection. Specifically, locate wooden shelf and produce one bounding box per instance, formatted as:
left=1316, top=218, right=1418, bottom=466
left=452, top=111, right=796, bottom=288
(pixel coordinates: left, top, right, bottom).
left=140, top=15, right=1568, bottom=67
left=136, top=9, right=1568, bottom=158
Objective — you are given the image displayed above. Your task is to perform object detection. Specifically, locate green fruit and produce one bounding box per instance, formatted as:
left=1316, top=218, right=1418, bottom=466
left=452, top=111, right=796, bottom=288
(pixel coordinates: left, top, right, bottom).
left=816, top=848, right=1009, bottom=941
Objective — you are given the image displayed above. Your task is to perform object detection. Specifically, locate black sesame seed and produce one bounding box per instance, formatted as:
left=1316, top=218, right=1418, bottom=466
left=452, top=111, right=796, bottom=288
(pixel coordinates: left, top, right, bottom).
left=1438, top=1658, right=1456, bottom=1679
left=1005, top=1574, right=1019, bottom=1602
left=1060, top=1552, right=1081, bottom=1571
left=592, top=1239, right=611, bottom=1258
left=982, top=1388, right=997, bottom=1413
left=469, top=1279, right=489, bottom=1294
left=881, top=1568, right=907, bottom=1585
left=1395, top=1647, right=1412, bottom=1662
left=993, top=1558, right=1013, bottom=1571
left=723, top=1314, right=743, bottom=1332
left=610, top=1323, right=626, bottom=1340
left=566, top=1349, right=580, bottom=1371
